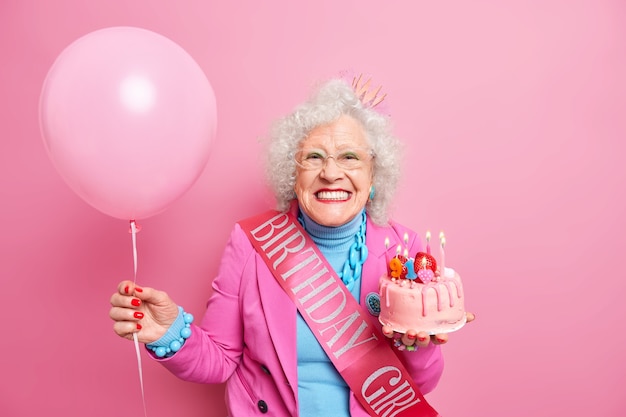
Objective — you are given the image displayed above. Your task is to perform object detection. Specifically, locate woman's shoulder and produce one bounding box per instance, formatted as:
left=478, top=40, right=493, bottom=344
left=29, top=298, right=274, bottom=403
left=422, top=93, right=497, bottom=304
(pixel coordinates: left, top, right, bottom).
left=230, top=207, right=290, bottom=251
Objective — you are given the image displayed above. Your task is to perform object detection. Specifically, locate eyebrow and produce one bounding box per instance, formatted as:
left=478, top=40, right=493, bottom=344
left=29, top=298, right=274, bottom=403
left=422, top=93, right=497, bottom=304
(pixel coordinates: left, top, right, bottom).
left=300, top=145, right=369, bottom=151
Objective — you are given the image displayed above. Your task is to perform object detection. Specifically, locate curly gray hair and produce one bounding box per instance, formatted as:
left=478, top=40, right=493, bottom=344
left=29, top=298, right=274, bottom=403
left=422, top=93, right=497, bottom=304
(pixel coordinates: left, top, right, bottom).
left=264, top=78, right=403, bottom=225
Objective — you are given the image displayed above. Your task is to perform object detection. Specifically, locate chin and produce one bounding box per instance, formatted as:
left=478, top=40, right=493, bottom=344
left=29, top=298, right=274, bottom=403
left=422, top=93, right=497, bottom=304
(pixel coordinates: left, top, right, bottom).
left=315, top=212, right=355, bottom=227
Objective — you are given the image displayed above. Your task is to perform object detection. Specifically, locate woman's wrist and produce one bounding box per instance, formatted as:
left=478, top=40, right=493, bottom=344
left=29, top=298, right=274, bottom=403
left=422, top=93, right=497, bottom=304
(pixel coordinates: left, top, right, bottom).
left=146, top=306, right=194, bottom=357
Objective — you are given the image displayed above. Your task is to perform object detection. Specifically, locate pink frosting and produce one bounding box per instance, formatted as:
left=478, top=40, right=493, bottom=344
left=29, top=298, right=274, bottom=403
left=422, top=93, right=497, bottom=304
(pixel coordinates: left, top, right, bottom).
left=378, top=269, right=466, bottom=334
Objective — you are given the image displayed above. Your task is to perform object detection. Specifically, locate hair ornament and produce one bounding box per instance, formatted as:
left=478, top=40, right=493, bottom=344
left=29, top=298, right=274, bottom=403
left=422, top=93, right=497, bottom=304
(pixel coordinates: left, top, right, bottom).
left=351, top=73, right=387, bottom=109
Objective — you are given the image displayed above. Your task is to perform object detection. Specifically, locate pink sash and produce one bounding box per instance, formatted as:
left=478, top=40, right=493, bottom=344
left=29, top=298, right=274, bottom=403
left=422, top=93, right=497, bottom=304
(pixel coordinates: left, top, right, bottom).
left=240, top=210, right=440, bottom=417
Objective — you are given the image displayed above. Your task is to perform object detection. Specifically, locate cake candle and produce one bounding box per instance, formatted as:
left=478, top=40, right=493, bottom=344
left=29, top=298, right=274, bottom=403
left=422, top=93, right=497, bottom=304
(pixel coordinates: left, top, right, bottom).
left=403, top=232, right=409, bottom=250
left=405, top=258, right=417, bottom=279
left=439, top=231, right=446, bottom=277
left=426, top=230, right=431, bottom=254
left=384, top=237, right=390, bottom=273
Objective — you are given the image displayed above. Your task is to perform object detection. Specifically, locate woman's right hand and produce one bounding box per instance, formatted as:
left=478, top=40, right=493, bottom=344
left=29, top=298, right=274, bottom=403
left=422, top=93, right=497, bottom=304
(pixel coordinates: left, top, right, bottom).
left=109, top=280, right=180, bottom=344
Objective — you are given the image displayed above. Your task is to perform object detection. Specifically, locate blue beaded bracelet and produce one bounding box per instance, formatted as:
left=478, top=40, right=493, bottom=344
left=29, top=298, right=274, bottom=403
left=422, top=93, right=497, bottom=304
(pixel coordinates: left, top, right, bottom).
left=149, top=307, right=194, bottom=358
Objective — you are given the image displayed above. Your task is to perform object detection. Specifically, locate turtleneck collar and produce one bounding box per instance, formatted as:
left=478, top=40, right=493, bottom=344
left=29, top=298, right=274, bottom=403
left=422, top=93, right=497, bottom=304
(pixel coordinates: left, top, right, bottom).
left=298, top=208, right=365, bottom=251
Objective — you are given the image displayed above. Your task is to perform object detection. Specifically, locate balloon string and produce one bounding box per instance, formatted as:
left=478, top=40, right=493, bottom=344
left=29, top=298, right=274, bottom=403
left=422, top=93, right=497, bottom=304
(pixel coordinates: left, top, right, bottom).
left=130, top=220, right=148, bottom=417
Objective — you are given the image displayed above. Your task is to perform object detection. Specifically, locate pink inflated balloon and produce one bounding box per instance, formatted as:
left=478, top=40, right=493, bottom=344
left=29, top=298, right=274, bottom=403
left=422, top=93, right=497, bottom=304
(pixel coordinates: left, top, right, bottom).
left=39, top=27, right=217, bottom=220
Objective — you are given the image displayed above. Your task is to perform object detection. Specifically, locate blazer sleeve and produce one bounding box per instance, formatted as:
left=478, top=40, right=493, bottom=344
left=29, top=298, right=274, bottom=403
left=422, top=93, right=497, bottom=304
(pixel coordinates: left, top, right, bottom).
left=153, top=223, right=253, bottom=383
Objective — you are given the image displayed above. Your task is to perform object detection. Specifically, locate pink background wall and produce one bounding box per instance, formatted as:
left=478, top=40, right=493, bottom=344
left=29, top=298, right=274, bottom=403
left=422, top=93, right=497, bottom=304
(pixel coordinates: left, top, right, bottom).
left=1, top=1, right=625, bottom=416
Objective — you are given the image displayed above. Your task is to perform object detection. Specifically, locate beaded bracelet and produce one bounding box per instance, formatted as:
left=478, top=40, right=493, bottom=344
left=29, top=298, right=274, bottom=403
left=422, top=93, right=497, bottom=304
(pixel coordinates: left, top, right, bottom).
left=149, top=308, right=194, bottom=358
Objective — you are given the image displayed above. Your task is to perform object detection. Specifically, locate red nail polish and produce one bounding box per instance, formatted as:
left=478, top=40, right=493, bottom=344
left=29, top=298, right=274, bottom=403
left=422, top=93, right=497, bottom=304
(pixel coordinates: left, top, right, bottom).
left=135, top=287, right=143, bottom=293
left=418, top=336, right=428, bottom=342
left=436, top=338, right=446, bottom=344
left=131, top=298, right=141, bottom=307
left=407, top=334, right=417, bottom=340
left=124, top=285, right=129, bottom=294
left=134, top=312, right=144, bottom=319
left=136, top=323, right=142, bottom=330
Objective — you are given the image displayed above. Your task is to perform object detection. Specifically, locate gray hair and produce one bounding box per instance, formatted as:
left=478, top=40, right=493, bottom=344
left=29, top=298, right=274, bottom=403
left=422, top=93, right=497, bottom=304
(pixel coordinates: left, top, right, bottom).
left=263, top=78, right=403, bottom=225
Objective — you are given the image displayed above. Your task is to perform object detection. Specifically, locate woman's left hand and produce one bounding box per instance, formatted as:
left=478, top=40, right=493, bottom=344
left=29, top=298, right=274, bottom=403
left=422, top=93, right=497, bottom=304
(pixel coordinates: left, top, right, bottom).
left=382, top=311, right=475, bottom=349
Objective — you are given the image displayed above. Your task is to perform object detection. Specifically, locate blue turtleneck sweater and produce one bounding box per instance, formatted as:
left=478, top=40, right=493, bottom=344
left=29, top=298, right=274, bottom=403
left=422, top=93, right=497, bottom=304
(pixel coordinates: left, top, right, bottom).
left=296, top=209, right=365, bottom=417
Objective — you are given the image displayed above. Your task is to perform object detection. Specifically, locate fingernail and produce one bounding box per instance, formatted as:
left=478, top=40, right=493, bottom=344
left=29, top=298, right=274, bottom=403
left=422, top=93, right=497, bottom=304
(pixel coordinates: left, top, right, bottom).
left=136, top=323, right=142, bottom=330
left=131, top=298, right=141, bottom=307
left=134, top=312, right=144, bottom=319
left=407, top=334, right=417, bottom=340
left=436, top=337, right=446, bottom=344
left=135, top=287, right=143, bottom=293
left=124, top=285, right=129, bottom=294
left=418, top=336, right=428, bottom=342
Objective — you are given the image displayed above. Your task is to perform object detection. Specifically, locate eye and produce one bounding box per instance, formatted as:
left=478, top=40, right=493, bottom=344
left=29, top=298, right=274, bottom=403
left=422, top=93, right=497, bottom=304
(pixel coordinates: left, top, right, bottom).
left=305, top=151, right=325, bottom=160
left=339, top=151, right=360, bottom=160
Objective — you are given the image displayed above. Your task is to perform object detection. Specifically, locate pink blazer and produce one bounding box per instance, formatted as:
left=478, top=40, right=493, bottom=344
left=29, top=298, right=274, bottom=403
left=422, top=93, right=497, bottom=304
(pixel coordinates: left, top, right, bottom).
left=157, top=204, right=444, bottom=416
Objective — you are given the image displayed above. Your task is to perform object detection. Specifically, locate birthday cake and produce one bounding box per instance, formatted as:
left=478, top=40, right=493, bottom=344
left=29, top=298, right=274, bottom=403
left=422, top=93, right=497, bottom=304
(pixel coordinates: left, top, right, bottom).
left=378, top=235, right=466, bottom=335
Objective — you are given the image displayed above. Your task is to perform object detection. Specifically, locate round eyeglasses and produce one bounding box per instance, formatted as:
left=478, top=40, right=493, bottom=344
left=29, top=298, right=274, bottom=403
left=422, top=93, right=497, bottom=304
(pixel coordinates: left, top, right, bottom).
left=295, top=147, right=374, bottom=171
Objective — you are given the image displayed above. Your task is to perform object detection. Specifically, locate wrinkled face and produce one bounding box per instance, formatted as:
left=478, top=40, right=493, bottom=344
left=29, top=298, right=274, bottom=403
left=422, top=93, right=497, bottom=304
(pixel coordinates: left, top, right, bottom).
left=294, top=115, right=374, bottom=227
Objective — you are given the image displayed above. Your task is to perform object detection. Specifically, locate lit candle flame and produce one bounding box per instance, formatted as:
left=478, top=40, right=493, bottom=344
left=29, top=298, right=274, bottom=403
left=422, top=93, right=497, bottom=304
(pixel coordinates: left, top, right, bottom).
left=396, top=244, right=402, bottom=255
left=426, top=230, right=431, bottom=243
left=403, top=232, right=409, bottom=246
left=384, top=237, right=390, bottom=249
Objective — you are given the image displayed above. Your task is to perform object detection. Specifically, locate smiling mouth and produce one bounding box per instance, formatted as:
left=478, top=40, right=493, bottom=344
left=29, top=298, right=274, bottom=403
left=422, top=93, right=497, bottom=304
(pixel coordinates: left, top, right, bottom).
left=316, top=190, right=351, bottom=201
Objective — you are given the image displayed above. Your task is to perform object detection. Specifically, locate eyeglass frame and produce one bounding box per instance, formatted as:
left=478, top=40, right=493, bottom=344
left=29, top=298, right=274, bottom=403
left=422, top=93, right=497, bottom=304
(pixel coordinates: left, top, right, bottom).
left=294, top=147, right=375, bottom=171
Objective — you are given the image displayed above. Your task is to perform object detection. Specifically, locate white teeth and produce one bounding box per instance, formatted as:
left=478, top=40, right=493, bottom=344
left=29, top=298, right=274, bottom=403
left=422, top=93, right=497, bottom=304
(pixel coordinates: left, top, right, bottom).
left=316, top=190, right=349, bottom=200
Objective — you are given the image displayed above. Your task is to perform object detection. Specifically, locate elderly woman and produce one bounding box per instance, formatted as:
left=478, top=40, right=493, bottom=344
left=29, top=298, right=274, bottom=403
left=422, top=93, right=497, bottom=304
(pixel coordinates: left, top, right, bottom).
left=109, top=77, right=473, bottom=416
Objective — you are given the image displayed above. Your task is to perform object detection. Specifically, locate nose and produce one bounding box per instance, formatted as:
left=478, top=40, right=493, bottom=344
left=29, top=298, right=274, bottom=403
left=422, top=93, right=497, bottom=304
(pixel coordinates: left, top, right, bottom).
left=319, top=156, right=344, bottom=180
